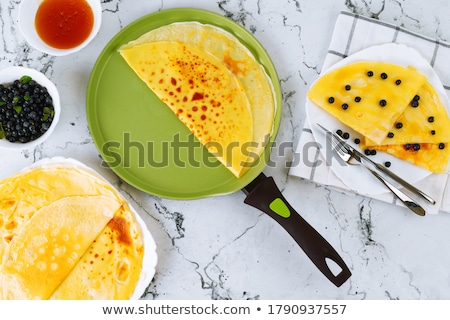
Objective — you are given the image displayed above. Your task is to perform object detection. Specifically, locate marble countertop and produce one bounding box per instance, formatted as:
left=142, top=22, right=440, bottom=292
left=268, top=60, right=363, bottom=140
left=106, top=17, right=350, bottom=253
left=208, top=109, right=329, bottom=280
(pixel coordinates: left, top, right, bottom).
left=2, top=0, right=450, bottom=300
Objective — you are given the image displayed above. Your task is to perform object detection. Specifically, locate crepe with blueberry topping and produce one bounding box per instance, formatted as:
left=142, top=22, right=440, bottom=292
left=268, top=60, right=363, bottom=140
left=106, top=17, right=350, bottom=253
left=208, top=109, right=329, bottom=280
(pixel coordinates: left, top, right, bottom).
left=307, top=61, right=427, bottom=145
left=364, top=81, right=450, bottom=146
left=366, top=142, right=450, bottom=173
left=358, top=79, right=450, bottom=173
left=308, top=59, right=450, bottom=174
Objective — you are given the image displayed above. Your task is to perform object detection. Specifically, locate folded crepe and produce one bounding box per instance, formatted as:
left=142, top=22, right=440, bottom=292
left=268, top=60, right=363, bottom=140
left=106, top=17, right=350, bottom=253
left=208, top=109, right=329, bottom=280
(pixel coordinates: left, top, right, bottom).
left=0, top=164, right=145, bottom=300
left=307, top=60, right=450, bottom=173
left=120, top=40, right=254, bottom=177
left=119, top=22, right=276, bottom=178
left=359, top=80, right=450, bottom=173
left=307, top=61, right=427, bottom=145
left=50, top=202, right=144, bottom=300
left=0, top=165, right=118, bottom=260
left=363, top=81, right=450, bottom=146
left=0, top=196, right=119, bottom=299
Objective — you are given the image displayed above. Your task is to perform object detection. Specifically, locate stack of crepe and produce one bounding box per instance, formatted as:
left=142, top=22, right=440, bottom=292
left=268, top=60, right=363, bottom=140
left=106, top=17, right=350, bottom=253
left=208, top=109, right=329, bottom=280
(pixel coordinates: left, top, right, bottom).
left=119, top=22, right=276, bottom=178
left=307, top=47, right=450, bottom=174
left=0, top=159, right=145, bottom=299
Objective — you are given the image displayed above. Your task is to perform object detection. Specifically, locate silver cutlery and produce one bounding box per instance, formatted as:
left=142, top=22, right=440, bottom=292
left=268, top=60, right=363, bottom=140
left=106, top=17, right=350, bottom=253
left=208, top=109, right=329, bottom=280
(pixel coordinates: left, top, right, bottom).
left=317, top=124, right=433, bottom=216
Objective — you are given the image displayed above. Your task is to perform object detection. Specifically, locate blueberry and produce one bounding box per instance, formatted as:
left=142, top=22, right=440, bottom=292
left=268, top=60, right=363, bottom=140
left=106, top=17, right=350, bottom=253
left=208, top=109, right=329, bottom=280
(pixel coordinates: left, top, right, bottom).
left=0, top=76, right=54, bottom=143
left=41, top=122, right=50, bottom=131
left=28, top=111, right=38, bottom=120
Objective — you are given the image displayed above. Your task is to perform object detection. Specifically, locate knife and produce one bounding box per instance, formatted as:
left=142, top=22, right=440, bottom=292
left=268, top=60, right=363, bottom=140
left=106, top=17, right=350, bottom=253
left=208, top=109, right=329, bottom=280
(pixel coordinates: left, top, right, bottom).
left=317, top=124, right=436, bottom=205
left=243, top=172, right=352, bottom=287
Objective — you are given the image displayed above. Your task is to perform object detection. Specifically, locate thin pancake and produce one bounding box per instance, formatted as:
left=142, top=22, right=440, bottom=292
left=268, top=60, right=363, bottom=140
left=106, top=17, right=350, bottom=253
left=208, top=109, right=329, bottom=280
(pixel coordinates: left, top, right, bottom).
left=307, top=61, right=427, bottom=144
left=120, top=22, right=276, bottom=160
left=50, top=203, right=144, bottom=300
left=0, top=166, right=118, bottom=260
left=366, top=143, right=450, bottom=174
left=0, top=164, right=146, bottom=300
left=0, top=196, right=120, bottom=299
left=120, top=41, right=254, bottom=177
left=364, top=80, right=450, bottom=146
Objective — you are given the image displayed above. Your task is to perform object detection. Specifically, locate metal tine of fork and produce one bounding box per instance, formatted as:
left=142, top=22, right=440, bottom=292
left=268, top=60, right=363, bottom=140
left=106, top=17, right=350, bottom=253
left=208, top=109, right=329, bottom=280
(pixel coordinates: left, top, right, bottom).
left=324, top=129, right=426, bottom=216
left=326, top=132, right=349, bottom=159
left=317, top=123, right=433, bottom=211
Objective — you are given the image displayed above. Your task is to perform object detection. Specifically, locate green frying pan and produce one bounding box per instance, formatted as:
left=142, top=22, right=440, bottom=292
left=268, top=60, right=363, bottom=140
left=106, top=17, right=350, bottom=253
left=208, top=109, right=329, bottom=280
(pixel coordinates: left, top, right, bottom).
left=86, top=8, right=351, bottom=287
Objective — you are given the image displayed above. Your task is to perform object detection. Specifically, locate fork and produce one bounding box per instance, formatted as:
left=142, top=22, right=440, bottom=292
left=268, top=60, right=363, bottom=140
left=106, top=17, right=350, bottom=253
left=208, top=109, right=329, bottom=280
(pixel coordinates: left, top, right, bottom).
left=328, top=134, right=426, bottom=216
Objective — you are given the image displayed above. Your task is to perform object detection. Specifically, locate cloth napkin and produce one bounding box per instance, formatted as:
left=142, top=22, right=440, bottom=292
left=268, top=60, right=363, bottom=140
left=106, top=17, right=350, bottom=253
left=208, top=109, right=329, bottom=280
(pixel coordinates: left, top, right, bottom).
left=289, top=11, right=450, bottom=214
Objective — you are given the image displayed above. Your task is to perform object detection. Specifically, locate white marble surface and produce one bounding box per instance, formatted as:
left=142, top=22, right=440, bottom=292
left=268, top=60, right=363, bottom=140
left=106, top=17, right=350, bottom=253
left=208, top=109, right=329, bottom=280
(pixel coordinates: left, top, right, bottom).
left=1, top=0, right=450, bottom=300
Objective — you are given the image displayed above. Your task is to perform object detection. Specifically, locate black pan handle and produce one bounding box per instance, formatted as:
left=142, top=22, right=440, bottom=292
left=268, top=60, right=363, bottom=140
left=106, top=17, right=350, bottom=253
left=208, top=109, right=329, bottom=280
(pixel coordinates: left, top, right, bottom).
left=243, top=174, right=351, bottom=287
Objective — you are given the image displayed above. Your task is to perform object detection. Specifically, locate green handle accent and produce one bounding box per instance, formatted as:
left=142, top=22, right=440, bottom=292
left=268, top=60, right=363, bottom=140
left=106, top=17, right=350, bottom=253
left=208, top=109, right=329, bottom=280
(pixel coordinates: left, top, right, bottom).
left=244, top=175, right=352, bottom=287
left=269, top=198, right=291, bottom=218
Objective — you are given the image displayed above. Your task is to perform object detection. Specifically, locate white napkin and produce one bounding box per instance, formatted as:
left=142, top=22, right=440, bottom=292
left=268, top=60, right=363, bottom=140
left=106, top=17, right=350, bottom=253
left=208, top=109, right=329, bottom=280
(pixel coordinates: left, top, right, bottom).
left=290, top=11, right=450, bottom=214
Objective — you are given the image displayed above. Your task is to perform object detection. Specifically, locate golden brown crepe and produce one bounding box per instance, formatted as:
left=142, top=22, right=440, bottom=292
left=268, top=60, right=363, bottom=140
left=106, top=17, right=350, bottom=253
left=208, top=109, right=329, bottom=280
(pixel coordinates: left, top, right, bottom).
left=308, top=61, right=427, bottom=145
left=358, top=79, right=450, bottom=173
left=0, top=164, right=145, bottom=300
left=308, top=60, right=450, bottom=173
left=0, top=166, right=118, bottom=260
left=0, top=196, right=119, bottom=299
left=364, top=80, right=450, bottom=146
left=365, top=142, right=450, bottom=174
left=50, top=202, right=144, bottom=300
left=120, top=22, right=276, bottom=162
left=120, top=41, right=254, bottom=177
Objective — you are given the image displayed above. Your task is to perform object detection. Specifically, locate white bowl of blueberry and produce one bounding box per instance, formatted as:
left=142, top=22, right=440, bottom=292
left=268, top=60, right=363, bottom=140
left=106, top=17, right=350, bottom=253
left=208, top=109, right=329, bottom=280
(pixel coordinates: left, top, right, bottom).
left=0, top=66, right=60, bottom=149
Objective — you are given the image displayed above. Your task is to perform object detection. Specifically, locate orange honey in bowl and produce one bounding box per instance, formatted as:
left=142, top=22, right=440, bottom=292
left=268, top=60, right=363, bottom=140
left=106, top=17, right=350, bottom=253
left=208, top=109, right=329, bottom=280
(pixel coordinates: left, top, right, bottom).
left=35, top=0, right=94, bottom=50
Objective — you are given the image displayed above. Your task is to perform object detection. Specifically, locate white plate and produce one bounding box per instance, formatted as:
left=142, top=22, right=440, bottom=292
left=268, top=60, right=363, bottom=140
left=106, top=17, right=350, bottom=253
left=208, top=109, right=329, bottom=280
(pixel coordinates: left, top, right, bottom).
left=25, top=157, right=157, bottom=300
left=306, top=43, right=450, bottom=196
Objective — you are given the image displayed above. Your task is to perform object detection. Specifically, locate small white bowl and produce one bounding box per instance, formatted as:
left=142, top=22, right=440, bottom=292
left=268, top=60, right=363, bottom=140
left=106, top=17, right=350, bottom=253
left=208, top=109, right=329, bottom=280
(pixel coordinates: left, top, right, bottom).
left=18, top=0, right=102, bottom=56
left=0, top=66, right=61, bottom=150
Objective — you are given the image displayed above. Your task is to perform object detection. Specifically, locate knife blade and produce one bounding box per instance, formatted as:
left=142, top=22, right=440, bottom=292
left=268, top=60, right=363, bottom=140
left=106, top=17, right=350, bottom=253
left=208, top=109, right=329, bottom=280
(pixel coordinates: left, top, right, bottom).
left=317, top=123, right=436, bottom=205
left=318, top=124, right=425, bottom=215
